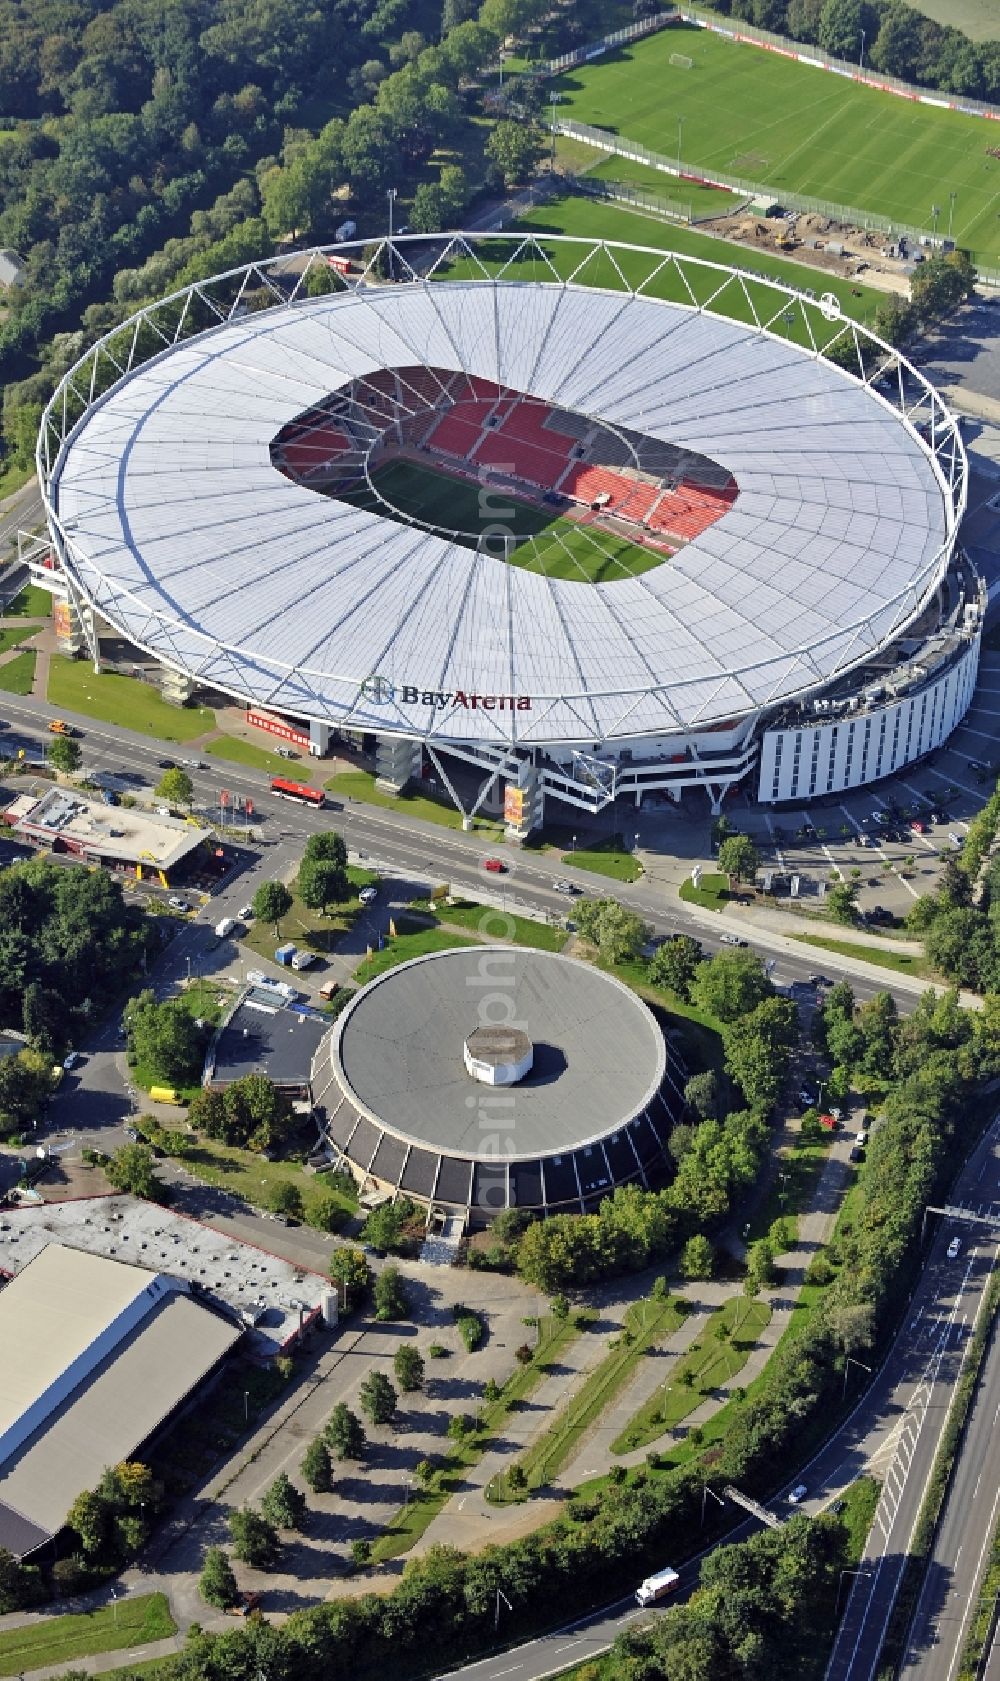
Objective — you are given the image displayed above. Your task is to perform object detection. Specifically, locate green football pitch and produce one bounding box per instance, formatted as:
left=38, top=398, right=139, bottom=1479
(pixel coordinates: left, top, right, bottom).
left=553, top=24, right=1000, bottom=262
left=342, top=460, right=664, bottom=582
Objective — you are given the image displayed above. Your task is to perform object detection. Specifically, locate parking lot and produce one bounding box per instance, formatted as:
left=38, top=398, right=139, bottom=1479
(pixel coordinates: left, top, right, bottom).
left=719, top=641, right=1000, bottom=925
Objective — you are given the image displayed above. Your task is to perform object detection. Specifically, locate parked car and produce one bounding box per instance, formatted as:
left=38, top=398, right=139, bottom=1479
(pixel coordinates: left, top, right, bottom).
left=798, top=1088, right=818, bottom=1107
left=359, top=885, right=378, bottom=905
left=276, top=746, right=298, bottom=759
left=788, top=1484, right=808, bottom=1504
left=62, top=1051, right=80, bottom=1071
left=158, top=758, right=176, bottom=770
left=553, top=879, right=577, bottom=894
left=855, top=1129, right=868, bottom=1148
left=947, top=1237, right=962, bottom=1260
left=238, top=904, right=254, bottom=919
left=720, top=933, right=747, bottom=946
left=168, top=896, right=190, bottom=912
left=483, top=857, right=506, bottom=873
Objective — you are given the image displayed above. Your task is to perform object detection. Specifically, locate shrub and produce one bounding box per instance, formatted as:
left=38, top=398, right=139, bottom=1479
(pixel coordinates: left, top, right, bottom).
left=453, top=1303, right=485, bottom=1351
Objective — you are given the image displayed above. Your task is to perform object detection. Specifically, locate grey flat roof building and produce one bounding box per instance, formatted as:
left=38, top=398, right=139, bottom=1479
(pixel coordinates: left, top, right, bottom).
left=311, top=947, right=684, bottom=1224
left=210, top=994, right=330, bottom=1092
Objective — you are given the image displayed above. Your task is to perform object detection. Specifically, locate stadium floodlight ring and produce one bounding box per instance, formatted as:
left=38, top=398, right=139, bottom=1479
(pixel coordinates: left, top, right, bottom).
left=38, top=233, right=966, bottom=752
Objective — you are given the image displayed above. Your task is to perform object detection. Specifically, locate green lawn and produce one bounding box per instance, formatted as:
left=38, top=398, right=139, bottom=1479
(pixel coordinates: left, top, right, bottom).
left=610, top=1294, right=771, bottom=1455
left=562, top=835, right=643, bottom=883
left=493, top=1292, right=686, bottom=1499
left=0, top=625, right=32, bottom=657
left=0, top=458, right=33, bottom=503
left=0, top=651, right=36, bottom=694
left=371, top=1311, right=588, bottom=1561
left=4, top=581, right=52, bottom=619
left=442, top=197, right=882, bottom=339
left=343, top=460, right=662, bottom=582
left=837, top=1474, right=881, bottom=1560
left=240, top=866, right=378, bottom=963
left=792, top=931, right=930, bottom=977
left=205, top=735, right=316, bottom=779
left=157, top=1124, right=358, bottom=1223
left=553, top=23, right=1000, bottom=262
left=48, top=658, right=216, bottom=740
left=0, top=1593, right=175, bottom=1677
left=582, top=151, right=746, bottom=217
left=679, top=870, right=730, bottom=910
left=745, top=1134, right=830, bottom=1246
left=326, top=768, right=503, bottom=835
left=353, top=926, right=477, bottom=985
left=906, top=0, right=999, bottom=37
left=414, top=897, right=569, bottom=952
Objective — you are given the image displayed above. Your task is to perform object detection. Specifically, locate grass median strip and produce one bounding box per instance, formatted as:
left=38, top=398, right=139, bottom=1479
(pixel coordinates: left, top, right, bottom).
left=0, top=651, right=36, bottom=694
left=0, top=1592, right=175, bottom=1676
left=493, top=1292, right=686, bottom=1499
left=326, top=768, right=503, bottom=836
left=791, top=932, right=930, bottom=978
left=411, top=897, right=569, bottom=953
left=371, top=1311, right=590, bottom=1562
left=611, top=1295, right=771, bottom=1456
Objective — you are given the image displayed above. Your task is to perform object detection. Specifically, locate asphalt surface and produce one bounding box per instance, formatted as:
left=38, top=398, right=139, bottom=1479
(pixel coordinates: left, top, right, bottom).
left=899, top=1259, right=1000, bottom=1678
left=0, top=690, right=927, bottom=1017
left=425, top=1121, right=1000, bottom=1681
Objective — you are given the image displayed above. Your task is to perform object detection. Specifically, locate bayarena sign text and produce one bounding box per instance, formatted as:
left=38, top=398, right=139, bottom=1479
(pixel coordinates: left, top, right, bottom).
left=361, top=675, right=532, bottom=712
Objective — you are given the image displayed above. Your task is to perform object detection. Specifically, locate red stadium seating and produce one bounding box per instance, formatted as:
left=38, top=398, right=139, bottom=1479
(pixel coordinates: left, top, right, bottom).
left=280, top=423, right=350, bottom=475
left=472, top=429, right=568, bottom=488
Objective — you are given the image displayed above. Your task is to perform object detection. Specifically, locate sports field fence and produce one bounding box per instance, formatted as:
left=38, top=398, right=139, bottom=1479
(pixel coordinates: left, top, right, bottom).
left=528, top=5, right=1000, bottom=127
left=557, top=118, right=971, bottom=261
left=569, top=172, right=707, bottom=225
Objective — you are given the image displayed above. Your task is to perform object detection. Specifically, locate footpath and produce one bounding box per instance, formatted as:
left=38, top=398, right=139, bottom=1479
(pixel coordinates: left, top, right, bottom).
left=410, top=1121, right=856, bottom=1559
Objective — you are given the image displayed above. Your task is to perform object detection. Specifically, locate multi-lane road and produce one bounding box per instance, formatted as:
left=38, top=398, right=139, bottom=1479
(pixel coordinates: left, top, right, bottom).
left=0, top=689, right=934, bottom=1017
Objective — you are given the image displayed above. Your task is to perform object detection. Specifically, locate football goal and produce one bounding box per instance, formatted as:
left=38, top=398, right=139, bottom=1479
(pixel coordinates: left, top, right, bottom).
left=669, top=51, right=693, bottom=67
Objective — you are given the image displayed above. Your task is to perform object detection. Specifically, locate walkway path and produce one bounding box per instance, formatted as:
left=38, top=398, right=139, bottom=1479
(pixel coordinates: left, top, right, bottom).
left=411, top=1121, right=856, bottom=1558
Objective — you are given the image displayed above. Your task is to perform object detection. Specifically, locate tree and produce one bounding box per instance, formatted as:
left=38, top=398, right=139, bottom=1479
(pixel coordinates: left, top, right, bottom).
left=723, top=997, right=799, bottom=1111
left=303, top=831, right=348, bottom=868
left=124, top=989, right=202, bottom=1083
left=374, top=1263, right=409, bottom=1321
left=199, top=1546, right=240, bottom=1609
left=221, top=1073, right=295, bottom=1154
left=681, top=1233, right=714, bottom=1281
left=66, top=1489, right=111, bottom=1557
left=297, top=855, right=349, bottom=915
left=746, top=1236, right=777, bottom=1290
left=301, top=1436, right=333, bottom=1493
left=155, top=767, right=193, bottom=808
left=826, top=880, right=860, bottom=925
left=925, top=906, right=992, bottom=989
left=363, top=1198, right=413, bottom=1254
left=329, top=1246, right=370, bottom=1304
left=717, top=834, right=760, bottom=885
left=690, top=949, right=773, bottom=1024
left=359, top=1370, right=397, bottom=1426
left=261, top=1471, right=306, bottom=1531
left=507, top=1463, right=527, bottom=1493
left=649, top=934, right=704, bottom=1000
left=410, top=181, right=444, bottom=233
left=228, top=1506, right=280, bottom=1569
left=0, top=1048, right=55, bottom=1139
left=253, top=880, right=293, bottom=932
left=818, top=0, right=862, bottom=59
left=684, top=1070, right=727, bottom=1121
left=47, top=734, right=81, bottom=773
left=574, top=898, right=650, bottom=964
left=269, top=1181, right=304, bottom=1220
left=485, top=119, right=541, bottom=185
left=105, top=1142, right=161, bottom=1201
left=326, top=1402, right=365, bottom=1460
left=393, top=1343, right=425, bottom=1391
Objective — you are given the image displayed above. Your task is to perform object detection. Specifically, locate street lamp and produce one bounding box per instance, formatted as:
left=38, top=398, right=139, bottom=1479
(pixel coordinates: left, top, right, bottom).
left=550, top=91, right=560, bottom=166
left=387, top=186, right=397, bottom=242
left=859, top=26, right=865, bottom=70
left=571, top=833, right=577, bottom=853
left=931, top=203, right=941, bottom=239
left=244, top=1389, right=250, bottom=1425
left=948, top=191, right=957, bottom=240
left=701, top=1483, right=725, bottom=1525
left=677, top=114, right=685, bottom=177
left=842, top=1355, right=872, bottom=1400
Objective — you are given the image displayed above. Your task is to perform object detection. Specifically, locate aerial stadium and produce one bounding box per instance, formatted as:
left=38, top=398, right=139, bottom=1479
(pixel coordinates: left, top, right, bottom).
left=309, top=945, right=685, bottom=1223
left=34, top=234, right=978, bottom=836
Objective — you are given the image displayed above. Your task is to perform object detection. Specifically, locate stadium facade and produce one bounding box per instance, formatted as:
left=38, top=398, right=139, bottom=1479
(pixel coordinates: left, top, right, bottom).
left=33, top=234, right=976, bottom=837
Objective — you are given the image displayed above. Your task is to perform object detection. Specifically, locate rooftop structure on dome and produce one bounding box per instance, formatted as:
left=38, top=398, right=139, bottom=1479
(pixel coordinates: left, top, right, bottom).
left=311, top=945, right=683, bottom=1225
left=35, top=234, right=974, bottom=830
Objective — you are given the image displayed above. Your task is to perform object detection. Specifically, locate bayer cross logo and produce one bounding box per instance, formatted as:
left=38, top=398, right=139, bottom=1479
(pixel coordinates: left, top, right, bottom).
left=360, top=673, right=395, bottom=706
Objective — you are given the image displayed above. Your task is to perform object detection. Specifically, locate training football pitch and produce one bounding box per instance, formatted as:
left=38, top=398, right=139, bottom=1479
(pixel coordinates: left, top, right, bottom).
left=343, top=460, right=663, bottom=582
left=553, top=24, right=1000, bottom=262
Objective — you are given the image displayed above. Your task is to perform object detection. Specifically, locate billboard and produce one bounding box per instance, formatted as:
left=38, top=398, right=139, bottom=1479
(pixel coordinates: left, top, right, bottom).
left=53, top=601, right=73, bottom=640
left=246, top=708, right=310, bottom=748
left=504, top=786, right=524, bottom=823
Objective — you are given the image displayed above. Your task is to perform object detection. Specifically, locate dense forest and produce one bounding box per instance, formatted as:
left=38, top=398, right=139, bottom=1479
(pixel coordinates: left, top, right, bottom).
left=0, top=0, right=995, bottom=488
left=0, top=0, right=609, bottom=483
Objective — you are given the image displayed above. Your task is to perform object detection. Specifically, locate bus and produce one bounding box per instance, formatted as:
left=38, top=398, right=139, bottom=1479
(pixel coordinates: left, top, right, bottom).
left=270, top=777, right=325, bottom=808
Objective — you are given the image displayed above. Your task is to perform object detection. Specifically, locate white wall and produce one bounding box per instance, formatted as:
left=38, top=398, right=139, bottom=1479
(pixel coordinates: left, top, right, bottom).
left=757, top=639, right=980, bottom=804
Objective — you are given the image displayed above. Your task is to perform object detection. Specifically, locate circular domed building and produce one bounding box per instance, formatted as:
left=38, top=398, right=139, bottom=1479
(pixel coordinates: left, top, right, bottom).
left=310, top=946, right=685, bottom=1225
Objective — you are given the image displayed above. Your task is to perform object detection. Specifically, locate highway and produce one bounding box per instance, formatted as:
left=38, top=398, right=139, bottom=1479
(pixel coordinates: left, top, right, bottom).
left=425, top=1123, right=1000, bottom=1681
left=0, top=689, right=933, bottom=1016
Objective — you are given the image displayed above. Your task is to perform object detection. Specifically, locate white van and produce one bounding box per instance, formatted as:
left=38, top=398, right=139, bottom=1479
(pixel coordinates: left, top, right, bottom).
left=290, top=949, right=316, bottom=970
left=214, top=916, right=236, bottom=938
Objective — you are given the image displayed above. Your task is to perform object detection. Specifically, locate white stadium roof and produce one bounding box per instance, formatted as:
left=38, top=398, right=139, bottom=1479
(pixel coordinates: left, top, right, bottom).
left=46, top=239, right=962, bottom=748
